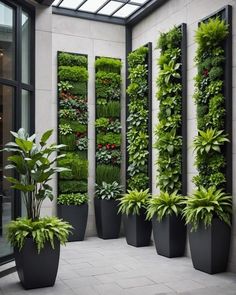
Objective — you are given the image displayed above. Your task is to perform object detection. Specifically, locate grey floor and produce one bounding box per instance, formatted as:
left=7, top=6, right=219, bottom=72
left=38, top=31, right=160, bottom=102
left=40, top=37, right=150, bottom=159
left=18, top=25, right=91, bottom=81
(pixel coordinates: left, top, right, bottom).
left=1, top=237, right=236, bottom=295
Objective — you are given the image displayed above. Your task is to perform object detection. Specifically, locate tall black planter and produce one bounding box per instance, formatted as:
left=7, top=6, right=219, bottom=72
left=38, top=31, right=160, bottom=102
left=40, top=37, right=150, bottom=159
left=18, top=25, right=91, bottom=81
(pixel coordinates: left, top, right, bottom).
left=57, top=203, right=88, bottom=241
left=152, top=215, right=186, bottom=258
left=189, top=218, right=231, bottom=274
left=94, top=198, right=121, bottom=239
left=14, top=238, right=60, bottom=290
left=124, top=209, right=152, bottom=247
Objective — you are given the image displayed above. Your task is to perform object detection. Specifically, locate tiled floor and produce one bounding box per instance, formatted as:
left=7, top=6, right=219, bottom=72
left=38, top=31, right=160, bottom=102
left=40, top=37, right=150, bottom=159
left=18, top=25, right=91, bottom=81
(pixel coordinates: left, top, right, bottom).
left=1, top=237, right=236, bottom=294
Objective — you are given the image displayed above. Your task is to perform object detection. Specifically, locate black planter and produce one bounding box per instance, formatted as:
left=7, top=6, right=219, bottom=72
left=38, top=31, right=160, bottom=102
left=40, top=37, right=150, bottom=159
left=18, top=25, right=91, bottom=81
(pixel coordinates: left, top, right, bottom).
left=14, top=238, right=60, bottom=290
left=94, top=198, right=121, bottom=239
left=124, top=209, right=152, bottom=247
left=189, top=218, right=231, bottom=274
left=152, top=215, right=186, bottom=258
left=57, top=203, right=88, bottom=241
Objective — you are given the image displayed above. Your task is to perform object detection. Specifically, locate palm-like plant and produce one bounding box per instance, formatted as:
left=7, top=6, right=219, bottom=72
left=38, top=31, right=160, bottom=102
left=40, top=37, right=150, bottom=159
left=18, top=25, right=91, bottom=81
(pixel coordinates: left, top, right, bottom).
left=193, top=128, right=229, bottom=155
left=118, top=189, right=151, bottom=215
left=146, top=191, right=185, bottom=221
left=183, top=186, right=232, bottom=231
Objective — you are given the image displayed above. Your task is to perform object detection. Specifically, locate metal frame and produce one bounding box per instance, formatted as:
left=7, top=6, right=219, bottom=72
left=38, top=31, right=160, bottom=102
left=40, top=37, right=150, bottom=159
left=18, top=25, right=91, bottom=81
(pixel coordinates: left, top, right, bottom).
left=0, top=0, right=35, bottom=268
left=199, top=5, right=232, bottom=195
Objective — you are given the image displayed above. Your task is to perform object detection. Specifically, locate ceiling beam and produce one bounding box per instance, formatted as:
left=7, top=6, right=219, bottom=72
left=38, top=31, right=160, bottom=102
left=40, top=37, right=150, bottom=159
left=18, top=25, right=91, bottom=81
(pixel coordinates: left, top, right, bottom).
left=36, top=0, right=54, bottom=6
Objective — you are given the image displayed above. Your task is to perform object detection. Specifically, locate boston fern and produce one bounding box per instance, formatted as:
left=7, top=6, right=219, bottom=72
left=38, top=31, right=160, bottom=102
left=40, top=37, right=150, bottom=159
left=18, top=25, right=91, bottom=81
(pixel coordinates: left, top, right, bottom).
left=146, top=191, right=185, bottom=221
left=95, top=181, right=123, bottom=200
left=183, top=186, right=231, bottom=231
left=118, top=189, right=151, bottom=215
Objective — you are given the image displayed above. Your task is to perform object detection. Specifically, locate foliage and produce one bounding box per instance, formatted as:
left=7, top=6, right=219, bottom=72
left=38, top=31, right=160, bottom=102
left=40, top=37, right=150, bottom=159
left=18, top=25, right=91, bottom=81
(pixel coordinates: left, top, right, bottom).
left=97, top=133, right=121, bottom=146
left=96, top=164, right=120, bottom=185
left=59, top=180, right=87, bottom=194
left=95, top=57, right=122, bottom=73
left=96, top=147, right=121, bottom=165
left=118, top=189, right=151, bottom=215
left=58, top=81, right=73, bottom=93
left=96, top=71, right=121, bottom=100
left=95, top=117, right=109, bottom=130
left=146, top=191, right=185, bottom=221
left=58, top=52, right=87, bottom=67
left=127, top=46, right=148, bottom=69
left=59, top=123, right=73, bottom=135
left=59, top=134, right=76, bottom=151
left=59, top=109, right=77, bottom=121
left=2, top=128, right=68, bottom=220
left=58, top=66, right=88, bottom=82
left=7, top=217, right=72, bottom=253
left=97, top=101, right=120, bottom=118
left=70, top=82, right=87, bottom=97
left=155, top=26, right=183, bottom=194
left=182, top=186, right=231, bottom=231
left=57, top=193, right=88, bottom=206
left=95, top=181, right=123, bottom=200
left=193, top=17, right=229, bottom=190
left=77, top=137, right=88, bottom=151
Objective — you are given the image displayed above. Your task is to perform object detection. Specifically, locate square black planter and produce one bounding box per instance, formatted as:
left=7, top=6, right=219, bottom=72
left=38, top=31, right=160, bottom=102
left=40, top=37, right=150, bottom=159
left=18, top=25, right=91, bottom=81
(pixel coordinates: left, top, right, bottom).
left=152, top=215, right=186, bottom=258
left=57, top=203, right=88, bottom=241
left=189, top=218, right=231, bottom=274
left=123, top=209, right=152, bottom=247
left=94, top=198, right=121, bottom=239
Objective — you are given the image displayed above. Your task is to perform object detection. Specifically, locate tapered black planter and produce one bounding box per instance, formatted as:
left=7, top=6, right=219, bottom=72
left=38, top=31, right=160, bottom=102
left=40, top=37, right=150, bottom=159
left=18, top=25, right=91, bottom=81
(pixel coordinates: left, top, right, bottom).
left=124, top=209, right=152, bottom=247
left=94, top=198, right=121, bottom=239
left=14, top=238, right=60, bottom=290
left=57, top=203, right=88, bottom=241
left=152, top=215, right=186, bottom=258
left=189, top=218, right=231, bottom=274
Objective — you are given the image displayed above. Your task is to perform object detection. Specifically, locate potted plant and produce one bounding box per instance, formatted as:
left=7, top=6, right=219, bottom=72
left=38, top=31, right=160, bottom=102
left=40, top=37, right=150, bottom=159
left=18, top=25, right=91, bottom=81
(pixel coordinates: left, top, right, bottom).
left=118, top=189, right=152, bottom=247
left=94, top=181, right=123, bottom=239
left=57, top=193, right=88, bottom=241
left=183, top=186, right=231, bottom=274
left=146, top=191, right=186, bottom=257
left=2, top=128, right=72, bottom=289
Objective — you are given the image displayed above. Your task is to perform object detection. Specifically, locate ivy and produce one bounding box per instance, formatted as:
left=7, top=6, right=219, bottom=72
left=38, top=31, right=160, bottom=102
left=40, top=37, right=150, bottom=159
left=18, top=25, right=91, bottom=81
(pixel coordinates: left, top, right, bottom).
left=155, top=26, right=183, bottom=194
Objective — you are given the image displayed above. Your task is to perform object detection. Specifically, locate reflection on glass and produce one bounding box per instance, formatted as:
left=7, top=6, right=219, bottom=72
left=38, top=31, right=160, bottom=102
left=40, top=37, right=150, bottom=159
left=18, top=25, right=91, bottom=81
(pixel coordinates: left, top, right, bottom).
left=0, top=84, right=14, bottom=258
left=22, top=89, right=30, bottom=133
left=0, top=1, right=15, bottom=80
left=22, top=11, right=31, bottom=84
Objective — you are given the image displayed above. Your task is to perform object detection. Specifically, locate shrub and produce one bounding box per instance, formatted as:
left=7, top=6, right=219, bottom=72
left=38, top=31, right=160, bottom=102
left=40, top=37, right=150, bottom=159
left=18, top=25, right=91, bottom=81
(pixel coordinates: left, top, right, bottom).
left=58, top=66, right=88, bottom=82
left=95, top=181, right=123, bottom=200
left=57, top=193, right=88, bottom=206
left=96, top=164, right=120, bottom=185
left=59, top=180, right=87, bottom=194
left=58, top=52, right=87, bottom=67
left=95, top=57, right=122, bottom=73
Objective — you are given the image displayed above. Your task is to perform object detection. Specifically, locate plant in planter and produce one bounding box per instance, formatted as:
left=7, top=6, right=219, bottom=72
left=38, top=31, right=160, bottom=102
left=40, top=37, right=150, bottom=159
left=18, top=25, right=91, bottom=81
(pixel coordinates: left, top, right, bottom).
left=118, top=189, right=152, bottom=247
left=94, top=181, right=123, bottom=239
left=146, top=191, right=186, bottom=257
left=183, top=186, right=231, bottom=274
left=57, top=193, right=88, bottom=242
left=2, top=128, right=72, bottom=289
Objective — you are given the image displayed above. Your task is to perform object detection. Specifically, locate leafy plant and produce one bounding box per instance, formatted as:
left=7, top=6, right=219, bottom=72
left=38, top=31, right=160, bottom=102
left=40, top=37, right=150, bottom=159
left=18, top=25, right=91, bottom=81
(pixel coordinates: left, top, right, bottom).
left=95, top=57, right=122, bottom=73
left=57, top=193, right=88, bottom=206
left=118, top=189, right=151, bottom=215
left=58, top=52, right=87, bottom=67
left=58, top=81, right=73, bottom=93
left=95, top=117, right=109, bottom=130
left=96, top=148, right=121, bottom=165
left=146, top=191, right=185, bottom=221
left=7, top=217, right=72, bottom=253
left=59, top=123, right=73, bottom=135
left=58, top=66, right=88, bottom=82
left=59, top=134, right=76, bottom=151
left=97, top=133, right=121, bottom=146
left=96, top=71, right=121, bottom=100
left=59, top=109, right=77, bottom=120
left=97, top=101, right=120, bottom=118
left=183, top=186, right=231, bottom=231
left=59, top=180, right=87, bottom=194
left=96, top=164, right=120, bottom=185
left=77, top=137, right=88, bottom=151
left=95, top=181, right=123, bottom=200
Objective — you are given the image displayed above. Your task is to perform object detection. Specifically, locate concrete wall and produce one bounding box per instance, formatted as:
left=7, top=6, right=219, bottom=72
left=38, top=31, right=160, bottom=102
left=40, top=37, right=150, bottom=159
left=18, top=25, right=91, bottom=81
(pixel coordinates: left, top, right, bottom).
left=132, top=0, right=236, bottom=271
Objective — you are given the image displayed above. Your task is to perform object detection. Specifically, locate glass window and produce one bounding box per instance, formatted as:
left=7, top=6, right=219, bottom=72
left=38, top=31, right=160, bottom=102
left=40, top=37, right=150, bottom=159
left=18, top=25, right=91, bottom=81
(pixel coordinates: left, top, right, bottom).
left=0, top=2, right=15, bottom=80
left=21, top=11, right=31, bottom=84
left=79, top=0, right=108, bottom=13
left=0, top=84, right=14, bottom=258
left=21, top=89, right=30, bottom=133
left=113, top=4, right=139, bottom=18
left=98, top=1, right=123, bottom=16
left=59, top=0, right=84, bottom=9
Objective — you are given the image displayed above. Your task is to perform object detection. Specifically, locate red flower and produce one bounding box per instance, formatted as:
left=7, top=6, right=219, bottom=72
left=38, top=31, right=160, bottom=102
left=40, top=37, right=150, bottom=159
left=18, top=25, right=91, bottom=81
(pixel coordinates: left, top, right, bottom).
left=203, top=69, right=209, bottom=77
left=106, top=144, right=111, bottom=150
left=111, top=144, right=116, bottom=149
left=98, top=144, right=103, bottom=149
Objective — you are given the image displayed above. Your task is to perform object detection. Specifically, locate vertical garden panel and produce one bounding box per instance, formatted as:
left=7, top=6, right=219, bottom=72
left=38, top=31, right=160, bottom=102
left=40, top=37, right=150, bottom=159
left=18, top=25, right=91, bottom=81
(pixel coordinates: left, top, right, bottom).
left=57, top=52, right=89, bottom=196
left=155, top=25, right=187, bottom=195
left=193, top=5, right=232, bottom=194
left=95, top=57, right=122, bottom=185
left=126, top=43, right=152, bottom=192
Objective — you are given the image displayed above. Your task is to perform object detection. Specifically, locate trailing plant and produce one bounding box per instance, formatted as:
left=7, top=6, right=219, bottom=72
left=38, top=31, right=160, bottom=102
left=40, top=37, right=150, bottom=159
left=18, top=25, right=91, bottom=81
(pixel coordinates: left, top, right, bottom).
left=182, top=186, right=231, bottom=231
left=118, top=189, right=151, bottom=215
left=127, top=46, right=150, bottom=190
left=155, top=26, right=183, bottom=194
left=193, top=17, right=229, bottom=190
left=146, top=191, right=185, bottom=221
left=57, top=193, right=88, bottom=206
left=95, top=181, right=123, bottom=200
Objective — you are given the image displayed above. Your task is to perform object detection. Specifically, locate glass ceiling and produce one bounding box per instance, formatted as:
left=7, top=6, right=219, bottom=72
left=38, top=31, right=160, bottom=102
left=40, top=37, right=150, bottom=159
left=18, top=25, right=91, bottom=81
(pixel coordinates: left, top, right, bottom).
left=52, top=0, right=151, bottom=19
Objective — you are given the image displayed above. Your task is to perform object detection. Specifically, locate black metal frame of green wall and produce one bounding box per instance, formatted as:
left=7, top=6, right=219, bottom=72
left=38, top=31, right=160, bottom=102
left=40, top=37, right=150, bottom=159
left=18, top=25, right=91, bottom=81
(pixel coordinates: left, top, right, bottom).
left=199, top=5, right=232, bottom=195
left=126, top=43, right=152, bottom=193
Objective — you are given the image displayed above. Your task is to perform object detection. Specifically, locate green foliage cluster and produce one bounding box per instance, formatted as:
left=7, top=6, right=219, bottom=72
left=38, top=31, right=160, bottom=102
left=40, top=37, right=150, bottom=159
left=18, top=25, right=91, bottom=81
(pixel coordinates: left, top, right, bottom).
left=118, top=189, right=151, bottom=215
left=58, top=52, right=87, bottom=67
left=7, top=217, right=72, bottom=253
left=96, top=71, right=121, bottom=100
left=58, top=66, right=88, bottom=82
left=193, top=17, right=229, bottom=190
left=57, top=193, right=88, bottom=206
left=59, top=180, right=87, bottom=194
left=155, top=26, right=183, bottom=194
left=96, top=101, right=120, bottom=118
left=95, top=57, right=122, bottom=73
left=96, top=164, right=120, bottom=185
left=97, top=133, right=121, bottom=146
left=95, top=181, right=123, bottom=200
left=127, top=46, right=149, bottom=191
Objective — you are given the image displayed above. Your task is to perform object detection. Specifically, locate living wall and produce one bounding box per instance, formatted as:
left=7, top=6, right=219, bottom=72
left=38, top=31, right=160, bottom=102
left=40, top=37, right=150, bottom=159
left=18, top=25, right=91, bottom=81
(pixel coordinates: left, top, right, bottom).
left=126, top=46, right=151, bottom=191
left=155, top=26, right=184, bottom=194
left=95, top=57, right=122, bottom=185
left=57, top=52, right=89, bottom=196
left=193, top=17, right=229, bottom=190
